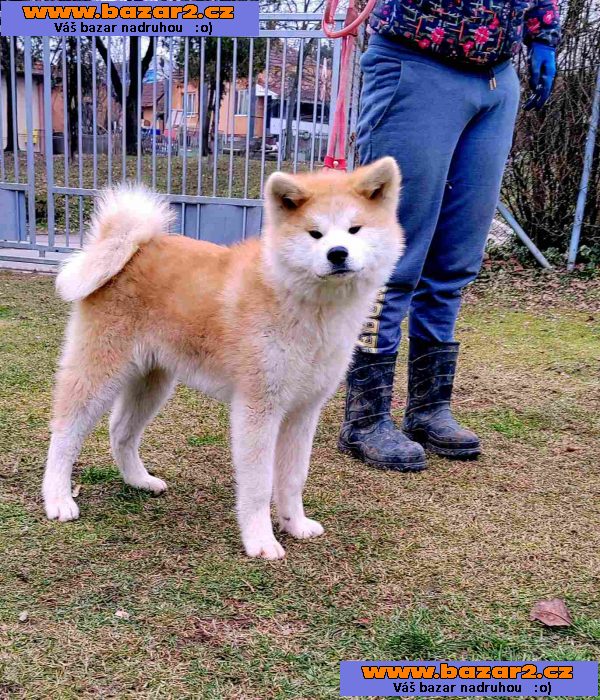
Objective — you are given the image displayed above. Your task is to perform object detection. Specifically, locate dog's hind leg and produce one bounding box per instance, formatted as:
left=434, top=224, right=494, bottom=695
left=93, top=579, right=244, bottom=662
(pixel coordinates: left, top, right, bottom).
left=109, top=367, right=175, bottom=493
left=43, top=314, right=129, bottom=522
left=274, top=400, right=325, bottom=540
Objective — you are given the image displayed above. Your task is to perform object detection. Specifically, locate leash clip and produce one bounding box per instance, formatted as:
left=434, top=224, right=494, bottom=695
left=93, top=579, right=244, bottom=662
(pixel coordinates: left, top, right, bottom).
left=323, top=155, right=347, bottom=171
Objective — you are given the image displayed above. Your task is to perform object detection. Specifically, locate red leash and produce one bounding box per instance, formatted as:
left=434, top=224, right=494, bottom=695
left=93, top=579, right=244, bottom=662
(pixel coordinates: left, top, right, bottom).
left=322, top=0, right=377, bottom=171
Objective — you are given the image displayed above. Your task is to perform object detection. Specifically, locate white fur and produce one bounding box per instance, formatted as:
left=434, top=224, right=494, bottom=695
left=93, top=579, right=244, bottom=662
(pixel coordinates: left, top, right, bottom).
left=55, top=185, right=175, bottom=302
left=109, top=369, right=174, bottom=492
left=227, top=271, right=392, bottom=557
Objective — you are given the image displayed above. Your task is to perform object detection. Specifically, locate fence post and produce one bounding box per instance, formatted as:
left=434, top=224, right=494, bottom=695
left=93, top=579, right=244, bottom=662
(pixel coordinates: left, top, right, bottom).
left=567, top=62, right=600, bottom=271
left=42, top=36, right=56, bottom=247
left=497, top=202, right=553, bottom=270
left=23, top=37, right=36, bottom=245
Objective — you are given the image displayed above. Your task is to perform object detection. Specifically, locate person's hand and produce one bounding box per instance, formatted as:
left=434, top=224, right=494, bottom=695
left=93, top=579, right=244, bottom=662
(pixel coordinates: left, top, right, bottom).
left=524, top=42, right=557, bottom=111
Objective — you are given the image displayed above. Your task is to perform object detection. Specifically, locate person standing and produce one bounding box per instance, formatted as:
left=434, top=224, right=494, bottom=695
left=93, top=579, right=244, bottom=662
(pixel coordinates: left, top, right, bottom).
left=339, top=0, right=560, bottom=470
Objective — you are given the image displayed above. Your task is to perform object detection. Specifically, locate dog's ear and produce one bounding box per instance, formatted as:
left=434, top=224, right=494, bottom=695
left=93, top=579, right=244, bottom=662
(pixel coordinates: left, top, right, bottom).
left=353, top=157, right=401, bottom=204
left=265, top=172, right=310, bottom=211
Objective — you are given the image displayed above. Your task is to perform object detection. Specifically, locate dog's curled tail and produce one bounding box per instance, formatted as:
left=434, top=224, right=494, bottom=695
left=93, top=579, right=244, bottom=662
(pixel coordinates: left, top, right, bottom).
left=56, top=185, right=175, bottom=302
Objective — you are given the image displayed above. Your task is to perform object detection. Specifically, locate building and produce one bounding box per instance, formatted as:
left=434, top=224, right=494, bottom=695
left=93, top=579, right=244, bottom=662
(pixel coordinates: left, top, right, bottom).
left=1, top=62, right=44, bottom=153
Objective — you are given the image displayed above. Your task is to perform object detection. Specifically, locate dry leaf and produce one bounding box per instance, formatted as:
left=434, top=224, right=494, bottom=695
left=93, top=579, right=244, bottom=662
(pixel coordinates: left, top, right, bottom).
left=114, top=609, right=130, bottom=620
left=530, top=598, right=572, bottom=627
left=18, top=611, right=28, bottom=623
left=72, top=484, right=81, bottom=498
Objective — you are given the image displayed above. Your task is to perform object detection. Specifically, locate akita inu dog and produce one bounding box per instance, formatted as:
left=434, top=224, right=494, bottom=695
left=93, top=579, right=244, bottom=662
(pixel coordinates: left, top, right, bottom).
left=42, top=157, right=403, bottom=558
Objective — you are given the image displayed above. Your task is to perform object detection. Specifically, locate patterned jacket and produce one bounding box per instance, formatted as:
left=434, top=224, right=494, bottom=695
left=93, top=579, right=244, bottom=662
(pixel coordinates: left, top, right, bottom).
left=369, top=0, right=561, bottom=66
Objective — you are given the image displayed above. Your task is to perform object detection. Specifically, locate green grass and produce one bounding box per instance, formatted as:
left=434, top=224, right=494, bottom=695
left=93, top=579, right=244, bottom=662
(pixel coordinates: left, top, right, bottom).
left=187, top=434, right=226, bottom=447
left=0, top=269, right=599, bottom=699
left=0, top=305, right=15, bottom=319
left=80, top=465, right=121, bottom=484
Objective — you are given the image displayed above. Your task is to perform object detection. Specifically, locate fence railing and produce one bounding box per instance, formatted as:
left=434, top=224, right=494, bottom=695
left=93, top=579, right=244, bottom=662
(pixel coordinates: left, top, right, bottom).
left=0, top=14, right=352, bottom=264
left=1, top=18, right=595, bottom=269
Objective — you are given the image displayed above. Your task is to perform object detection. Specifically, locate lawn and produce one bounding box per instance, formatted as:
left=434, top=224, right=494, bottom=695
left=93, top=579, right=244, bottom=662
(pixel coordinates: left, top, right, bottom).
left=0, top=267, right=599, bottom=699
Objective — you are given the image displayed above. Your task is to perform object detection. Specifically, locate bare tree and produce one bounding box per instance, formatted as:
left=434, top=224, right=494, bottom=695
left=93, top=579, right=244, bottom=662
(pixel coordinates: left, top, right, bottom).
left=502, top=0, right=600, bottom=260
left=1, top=36, right=18, bottom=153
left=94, top=37, right=155, bottom=155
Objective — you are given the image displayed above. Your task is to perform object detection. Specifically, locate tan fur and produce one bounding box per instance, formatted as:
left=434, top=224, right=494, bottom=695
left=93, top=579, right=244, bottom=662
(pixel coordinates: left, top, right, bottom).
left=43, top=159, right=404, bottom=558
left=55, top=185, right=175, bottom=302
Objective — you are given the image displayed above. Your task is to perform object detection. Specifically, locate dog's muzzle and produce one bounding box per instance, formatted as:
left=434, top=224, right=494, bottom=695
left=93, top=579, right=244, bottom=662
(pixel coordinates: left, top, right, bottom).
left=326, top=246, right=352, bottom=275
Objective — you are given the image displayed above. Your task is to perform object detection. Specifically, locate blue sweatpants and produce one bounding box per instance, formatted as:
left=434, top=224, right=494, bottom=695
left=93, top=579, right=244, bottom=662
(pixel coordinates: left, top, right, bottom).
left=356, top=35, right=520, bottom=354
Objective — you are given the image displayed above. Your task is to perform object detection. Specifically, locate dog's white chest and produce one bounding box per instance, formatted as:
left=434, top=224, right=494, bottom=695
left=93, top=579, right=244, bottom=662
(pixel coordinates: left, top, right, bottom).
left=263, top=310, right=360, bottom=407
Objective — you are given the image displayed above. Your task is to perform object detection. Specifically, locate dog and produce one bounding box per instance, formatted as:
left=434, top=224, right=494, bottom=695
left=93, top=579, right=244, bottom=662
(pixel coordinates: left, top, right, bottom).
left=42, top=157, right=404, bottom=558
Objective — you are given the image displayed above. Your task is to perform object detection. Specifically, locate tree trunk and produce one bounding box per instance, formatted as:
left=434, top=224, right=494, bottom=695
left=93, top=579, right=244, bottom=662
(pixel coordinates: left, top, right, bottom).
left=285, top=41, right=312, bottom=162
left=1, top=37, right=16, bottom=153
left=67, top=38, right=78, bottom=161
left=93, top=36, right=155, bottom=157
left=202, top=79, right=216, bottom=157
left=284, top=80, right=296, bottom=162
left=125, top=37, right=140, bottom=155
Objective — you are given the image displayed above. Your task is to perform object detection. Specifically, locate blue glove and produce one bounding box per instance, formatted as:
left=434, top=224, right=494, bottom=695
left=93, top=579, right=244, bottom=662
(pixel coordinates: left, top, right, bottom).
left=524, top=42, right=557, bottom=111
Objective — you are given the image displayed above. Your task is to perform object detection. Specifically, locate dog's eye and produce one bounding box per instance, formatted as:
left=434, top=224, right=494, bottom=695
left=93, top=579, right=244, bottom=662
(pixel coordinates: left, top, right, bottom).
left=348, top=226, right=362, bottom=234
left=308, top=230, right=322, bottom=240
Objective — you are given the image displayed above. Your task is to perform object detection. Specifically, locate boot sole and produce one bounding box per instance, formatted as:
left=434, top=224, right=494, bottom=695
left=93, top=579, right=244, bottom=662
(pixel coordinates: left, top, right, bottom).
left=403, top=430, right=481, bottom=461
left=338, top=442, right=427, bottom=473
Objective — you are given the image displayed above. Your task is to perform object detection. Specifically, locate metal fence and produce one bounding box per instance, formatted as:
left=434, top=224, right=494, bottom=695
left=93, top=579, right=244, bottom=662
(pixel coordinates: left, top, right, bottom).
left=1, top=19, right=596, bottom=269
left=0, top=14, right=352, bottom=266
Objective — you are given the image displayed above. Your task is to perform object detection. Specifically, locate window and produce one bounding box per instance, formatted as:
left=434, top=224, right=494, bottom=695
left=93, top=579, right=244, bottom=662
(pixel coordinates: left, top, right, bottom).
left=184, top=91, right=197, bottom=115
left=235, top=89, right=249, bottom=116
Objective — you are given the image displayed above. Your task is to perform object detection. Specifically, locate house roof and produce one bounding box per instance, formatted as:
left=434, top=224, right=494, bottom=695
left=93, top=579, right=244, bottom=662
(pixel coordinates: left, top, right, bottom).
left=141, top=81, right=166, bottom=111
left=257, top=42, right=332, bottom=103
left=15, top=62, right=44, bottom=78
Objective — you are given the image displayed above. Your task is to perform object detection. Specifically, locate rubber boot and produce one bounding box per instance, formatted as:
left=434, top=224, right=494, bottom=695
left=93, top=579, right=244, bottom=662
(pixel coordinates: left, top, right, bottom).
left=402, top=339, right=481, bottom=459
left=338, top=351, right=427, bottom=472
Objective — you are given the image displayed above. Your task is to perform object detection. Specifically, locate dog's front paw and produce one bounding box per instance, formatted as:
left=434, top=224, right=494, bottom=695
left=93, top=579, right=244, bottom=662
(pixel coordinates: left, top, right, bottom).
left=125, top=474, right=168, bottom=494
left=244, top=536, right=286, bottom=560
left=281, top=516, right=324, bottom=540
left=44, top=495, right=80, bottom=522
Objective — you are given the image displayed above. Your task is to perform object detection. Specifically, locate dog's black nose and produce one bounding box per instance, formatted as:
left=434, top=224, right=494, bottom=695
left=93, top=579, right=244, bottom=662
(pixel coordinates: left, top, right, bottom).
left=327, top=246, right=349, bottom=266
